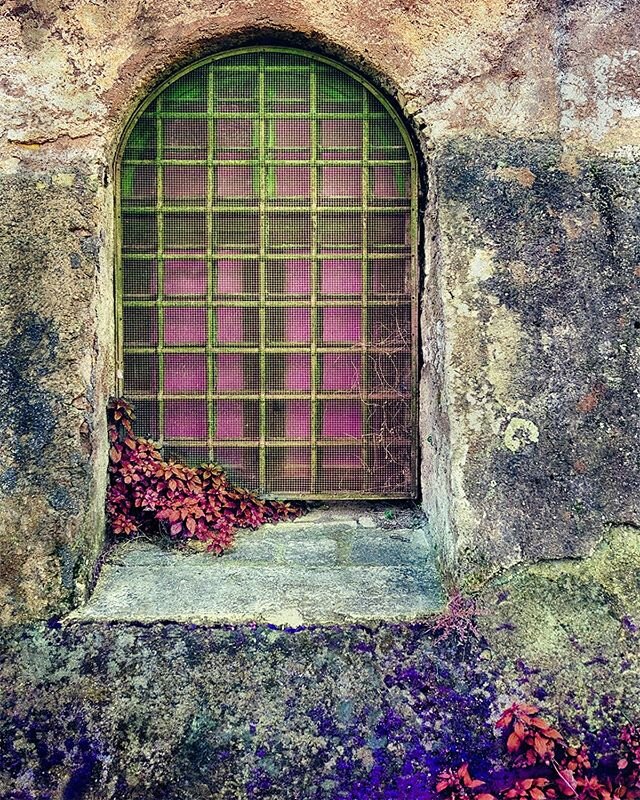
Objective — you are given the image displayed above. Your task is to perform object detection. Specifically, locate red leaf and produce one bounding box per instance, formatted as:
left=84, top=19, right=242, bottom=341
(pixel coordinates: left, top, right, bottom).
left=186, top=517, right=196, bottom=534
left=109, top=446, right=122, bottom=464
left=507, top=732, right=523, bottom=754
left=170, top=522, right=182, bottom=536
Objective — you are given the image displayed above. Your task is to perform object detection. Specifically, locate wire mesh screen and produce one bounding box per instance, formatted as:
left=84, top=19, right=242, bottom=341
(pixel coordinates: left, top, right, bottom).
left=118, top=47, right=418, bottom=498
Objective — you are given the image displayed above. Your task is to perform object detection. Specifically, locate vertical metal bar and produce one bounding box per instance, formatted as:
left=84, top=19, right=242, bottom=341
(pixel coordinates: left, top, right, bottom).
left=156, top=93, right=165, bottom=448
left=361, top=85, right=370, bottom=491
left=409, top=122, right=419, bottom=499
left=310, top=60, right=319, bottom=494
left=258, top=52, right=267, bottom=492
left=206, top=63, right=216, bottom=463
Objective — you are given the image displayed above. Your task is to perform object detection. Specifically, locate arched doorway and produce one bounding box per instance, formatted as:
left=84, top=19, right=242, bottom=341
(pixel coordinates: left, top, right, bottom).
left=116, top=46, right=418, bottom=499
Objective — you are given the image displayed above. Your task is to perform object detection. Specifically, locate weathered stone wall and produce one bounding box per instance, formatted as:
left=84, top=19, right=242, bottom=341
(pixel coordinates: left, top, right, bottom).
left=1, top=525, right=639, bottom=797
left=1, top=0, right=639, bottom=620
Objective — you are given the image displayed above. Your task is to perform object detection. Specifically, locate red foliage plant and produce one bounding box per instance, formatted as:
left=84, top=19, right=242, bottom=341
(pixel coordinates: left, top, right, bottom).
left=436, top=704, right=640, bottom=800
left=106, top=398, right=302, bottom=552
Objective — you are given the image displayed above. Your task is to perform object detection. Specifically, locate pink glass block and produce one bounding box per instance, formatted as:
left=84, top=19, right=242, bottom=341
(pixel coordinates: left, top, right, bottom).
left=165, top=401, right=207, bottom=440
left=217, top=308, right=244, bottom=343
left=285, top=401, right=311, bottom=440
left=322, top=401, right=362, bottom=439
left=321, top=166, right=361, bottom=198
left=216, top=166, right=254, bottom=197
left=164, top=260, right=207, bottom=296
left=322, top=354, right=361, bottom=391
left=321, top=260, right=362, bottom=294
left=164, top=166, right=206, bottom=201
left=164, top=354, right=206, bottom=394
left=285, top=308, right=311, bottom=343
left=275, top=120, right=310, bottom=148
left=284, top=260, right=312, bottom=294
left=275, top=166, right=311, bottom=198
left=215, top=401, right=244, bottom=439
left=164, top=307, right=206, bottom=345
left=217, top=259, right=244, bottom=294
left=284, top=354, right=311, bottom=391
left=323, top=307, right=361, bottom=343
left=216, top=354, right=245, bottom=391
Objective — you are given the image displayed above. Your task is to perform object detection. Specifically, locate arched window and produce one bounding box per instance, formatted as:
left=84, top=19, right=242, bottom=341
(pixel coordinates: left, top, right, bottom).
left=117, top=46, right=418, bottom=498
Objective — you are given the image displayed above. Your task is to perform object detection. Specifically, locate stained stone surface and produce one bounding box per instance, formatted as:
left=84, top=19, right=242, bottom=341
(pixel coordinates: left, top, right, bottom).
left=70, top=505, right=444, bottom=625
left=1, top=525, right=639, bottom=799
left=0, top=0, right=638, bottom=628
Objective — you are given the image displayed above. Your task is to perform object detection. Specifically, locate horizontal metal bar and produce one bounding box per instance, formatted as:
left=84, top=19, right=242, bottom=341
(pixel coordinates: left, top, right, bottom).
left=123, top=158, right=410, bottom=166
left=127, top=392, right=411, bottom=401
left=123, top=204, right=411, bottom=213
left=123, top=299, right=411, bottom=307
left=122, top=251, right=411, bottom=261
left=124, top=345, right=409, bottom=354
left=160, top=437, right=413, bottom=447
left=151, top=112, right=389, bottom=119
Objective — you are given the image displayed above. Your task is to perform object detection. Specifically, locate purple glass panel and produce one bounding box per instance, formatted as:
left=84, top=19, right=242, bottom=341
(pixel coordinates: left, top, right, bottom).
left=321, top=353, right=361, bottom=391
left=275, top=166, right=311, bottom=197
left=164, top=354, right=207, bottom=394
left=215, top=401, right=244, bottom=439
left=123, top=307, right=157, bottom=346
left=372, top=166, right=408, bottom=199
left=275, top=119, right=310, bottom=146
left=285, top=353, right=311, bottom=391
left=321, top=260, right=362, bottom=294
left=217, top=307, right=244, bottom=343
left=285, top=401, right=311, bottom=440
left=216, top=353, right=245, bottom=391
left=322, top=307, right=361, bottom=343
left=164, top=307, right=207, bottom=345
left=165, top=400, right=207, bottom=439
left=322, top=445, right=362, bottom=466
left=217, top=259, right=244, bottom=294
left=164, top=166, right=206, bottom=202
left=164, top=259, right=207, bottom=296
left=321, top=166, right=361, bottom=198
left=216, top=119, right=253, bottom=149
left=285, top=308, right=311, bottom=343
left=216, top=166, right=254, bottom=197
left=322, top=401, right=362, bottom=439
left=320, top=119, right=362, bottom=150
left=284, top=260, right=312, bottom=294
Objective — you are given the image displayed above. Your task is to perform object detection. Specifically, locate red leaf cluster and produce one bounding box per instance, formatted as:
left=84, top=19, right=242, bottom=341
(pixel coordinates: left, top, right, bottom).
left=496, top=703, right=563, bottom=767
left=105, top=398, right=302, bottom=552
left=436, top=763, right=495, bottom=800
left=435, top=704, right=640, bottom=800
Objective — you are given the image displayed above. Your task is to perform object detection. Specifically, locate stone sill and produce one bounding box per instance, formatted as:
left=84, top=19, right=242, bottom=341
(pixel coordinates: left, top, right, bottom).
left=68, top=503, right=445, bottom=626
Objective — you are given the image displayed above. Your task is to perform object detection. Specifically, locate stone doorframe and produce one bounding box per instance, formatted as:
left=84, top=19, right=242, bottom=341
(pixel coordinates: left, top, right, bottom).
left=2, top=8, right=637, bottom=624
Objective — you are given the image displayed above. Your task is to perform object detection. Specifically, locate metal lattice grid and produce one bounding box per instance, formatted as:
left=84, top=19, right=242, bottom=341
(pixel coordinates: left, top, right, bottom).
left=117, top=46, right=419, bottom=499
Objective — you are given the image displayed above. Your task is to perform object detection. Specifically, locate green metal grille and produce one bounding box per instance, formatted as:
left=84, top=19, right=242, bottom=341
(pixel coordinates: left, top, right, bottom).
left=117, top=46, right=418, bottom=499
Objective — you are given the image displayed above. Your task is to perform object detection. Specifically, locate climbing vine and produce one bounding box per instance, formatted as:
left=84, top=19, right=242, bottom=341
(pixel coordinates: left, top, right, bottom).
left=106, top=398, right=302, bottom=552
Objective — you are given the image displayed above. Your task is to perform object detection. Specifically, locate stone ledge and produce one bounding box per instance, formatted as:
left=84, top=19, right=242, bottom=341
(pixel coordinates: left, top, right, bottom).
left=68, top=518, right=444, bottom=626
